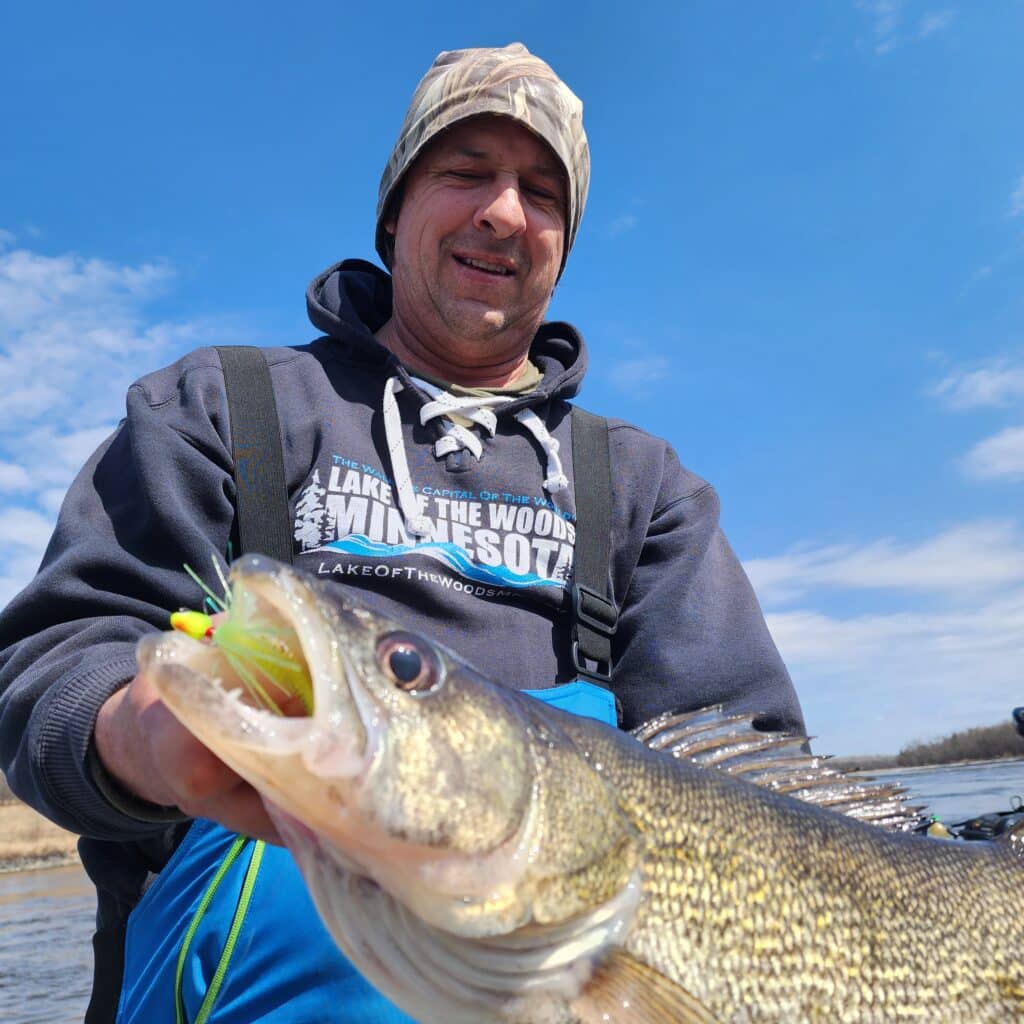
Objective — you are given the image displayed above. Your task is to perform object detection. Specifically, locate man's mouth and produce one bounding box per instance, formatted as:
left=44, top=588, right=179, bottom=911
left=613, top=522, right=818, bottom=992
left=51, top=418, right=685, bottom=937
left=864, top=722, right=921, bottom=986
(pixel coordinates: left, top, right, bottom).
left=453, top=254, right=515, bottom=277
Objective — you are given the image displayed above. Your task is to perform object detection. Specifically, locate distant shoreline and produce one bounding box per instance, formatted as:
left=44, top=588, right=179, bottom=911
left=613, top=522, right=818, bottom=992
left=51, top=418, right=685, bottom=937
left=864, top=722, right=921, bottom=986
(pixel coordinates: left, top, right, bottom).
left=0, top=850, right=79, bottom=874
left=863, top=755, right=1024, bottom=774
left=833, top=754, right=1024, bottom=772
left=0, top=800, right=80, bottom=874
left=3, top=755, right=1020, bottom=873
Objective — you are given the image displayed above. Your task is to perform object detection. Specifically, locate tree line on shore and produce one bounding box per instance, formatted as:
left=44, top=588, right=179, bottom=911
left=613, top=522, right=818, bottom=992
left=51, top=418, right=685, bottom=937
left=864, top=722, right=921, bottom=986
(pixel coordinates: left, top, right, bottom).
left=839, top=719, right=1024, bottom=770
left=894, top=719, right=1024, bottom=767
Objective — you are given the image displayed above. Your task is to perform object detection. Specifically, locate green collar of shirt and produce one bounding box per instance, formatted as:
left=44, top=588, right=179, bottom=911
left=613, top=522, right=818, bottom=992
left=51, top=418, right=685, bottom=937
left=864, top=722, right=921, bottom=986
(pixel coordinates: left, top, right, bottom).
left=409, top=360, right=543, bottom=398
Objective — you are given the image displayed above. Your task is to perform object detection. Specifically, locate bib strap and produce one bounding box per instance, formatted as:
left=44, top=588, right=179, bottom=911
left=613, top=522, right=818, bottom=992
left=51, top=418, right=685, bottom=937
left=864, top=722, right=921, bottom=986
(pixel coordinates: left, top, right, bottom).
left=174, top=835, right=266, bottom=1024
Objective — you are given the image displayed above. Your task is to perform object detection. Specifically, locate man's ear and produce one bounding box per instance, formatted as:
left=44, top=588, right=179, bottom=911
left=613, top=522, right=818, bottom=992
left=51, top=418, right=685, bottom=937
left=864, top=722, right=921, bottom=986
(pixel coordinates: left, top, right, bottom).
left=383, top=186, right=403, bottom=235
left=380, top=188, right=403, bottom=267
left=381, top=226, right=397, bottom=268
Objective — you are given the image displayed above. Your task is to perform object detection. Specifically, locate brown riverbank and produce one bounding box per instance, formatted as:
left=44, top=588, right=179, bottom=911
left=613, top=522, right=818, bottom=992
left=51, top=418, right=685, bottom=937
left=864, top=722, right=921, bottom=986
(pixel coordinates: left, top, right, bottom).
left=832, top=753, right=1024, bottom=773
left=0, top=800, right=80, bottom=873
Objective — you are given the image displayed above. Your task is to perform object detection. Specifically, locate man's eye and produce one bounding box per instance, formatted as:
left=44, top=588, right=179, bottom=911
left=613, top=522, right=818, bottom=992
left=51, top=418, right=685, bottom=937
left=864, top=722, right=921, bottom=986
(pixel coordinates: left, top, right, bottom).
left=524, top=184, right=561, bottom=205
left=448, top=171, right=482, bottom=181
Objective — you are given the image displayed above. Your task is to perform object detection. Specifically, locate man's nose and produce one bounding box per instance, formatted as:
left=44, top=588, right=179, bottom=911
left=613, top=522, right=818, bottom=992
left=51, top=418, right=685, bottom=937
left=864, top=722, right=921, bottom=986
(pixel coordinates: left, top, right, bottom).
left=473, top=184, right=527, bottom=238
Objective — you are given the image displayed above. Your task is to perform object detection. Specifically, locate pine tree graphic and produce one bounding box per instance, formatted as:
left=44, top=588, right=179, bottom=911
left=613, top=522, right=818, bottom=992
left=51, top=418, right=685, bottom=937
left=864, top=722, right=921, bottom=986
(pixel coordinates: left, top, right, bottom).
left=324, top=500, right=338, bottom=543
left=294, top=469, right=326, bottom=550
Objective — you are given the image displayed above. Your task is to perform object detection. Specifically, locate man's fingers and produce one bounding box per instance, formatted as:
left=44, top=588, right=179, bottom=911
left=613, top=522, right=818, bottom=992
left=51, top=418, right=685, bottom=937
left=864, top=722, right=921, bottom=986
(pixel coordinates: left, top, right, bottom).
left=95, top=672, right=282, bottom=844
left=137, top=697, right=237, bottom=799
left=176, top=782, right=283, bottom=845
left=141, top=704, right=283, bottom=842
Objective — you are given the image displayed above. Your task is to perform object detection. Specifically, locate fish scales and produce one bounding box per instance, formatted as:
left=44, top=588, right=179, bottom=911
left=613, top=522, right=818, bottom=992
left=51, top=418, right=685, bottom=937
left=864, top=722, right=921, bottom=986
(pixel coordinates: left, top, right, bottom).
left=141, top=557, right=1024, bottom=1023
left=559, top=713, right=1023, bottom=1020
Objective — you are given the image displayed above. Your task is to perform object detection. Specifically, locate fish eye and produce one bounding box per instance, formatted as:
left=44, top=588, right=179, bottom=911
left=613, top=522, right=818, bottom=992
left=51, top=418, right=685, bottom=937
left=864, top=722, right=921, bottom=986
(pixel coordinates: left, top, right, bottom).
left=377, top=632, right=441, bottom=695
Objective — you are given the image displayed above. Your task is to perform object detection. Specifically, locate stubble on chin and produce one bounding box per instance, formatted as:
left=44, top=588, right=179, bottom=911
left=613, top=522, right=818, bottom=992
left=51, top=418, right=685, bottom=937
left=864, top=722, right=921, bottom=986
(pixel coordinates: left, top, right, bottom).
left=432, top=291, right=511, bottom=344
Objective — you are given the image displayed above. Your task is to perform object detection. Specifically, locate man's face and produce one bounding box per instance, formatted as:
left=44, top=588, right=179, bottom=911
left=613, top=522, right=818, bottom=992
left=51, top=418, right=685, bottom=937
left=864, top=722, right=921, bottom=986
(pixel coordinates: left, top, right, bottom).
left=385, top=117, right=566, bottom=356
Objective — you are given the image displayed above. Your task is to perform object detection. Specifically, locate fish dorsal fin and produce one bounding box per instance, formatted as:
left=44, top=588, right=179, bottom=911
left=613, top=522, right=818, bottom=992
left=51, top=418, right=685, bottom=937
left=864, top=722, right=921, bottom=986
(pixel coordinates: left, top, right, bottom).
left=634, top=705, right=928, bottom=832
left=571, top=949, right=723, bottom=1024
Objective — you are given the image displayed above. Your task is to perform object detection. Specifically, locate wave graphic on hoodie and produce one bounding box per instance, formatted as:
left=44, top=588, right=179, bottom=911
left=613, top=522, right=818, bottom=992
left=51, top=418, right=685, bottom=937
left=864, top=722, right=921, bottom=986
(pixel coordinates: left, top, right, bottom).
left=322, top=535, right=564, bottom=590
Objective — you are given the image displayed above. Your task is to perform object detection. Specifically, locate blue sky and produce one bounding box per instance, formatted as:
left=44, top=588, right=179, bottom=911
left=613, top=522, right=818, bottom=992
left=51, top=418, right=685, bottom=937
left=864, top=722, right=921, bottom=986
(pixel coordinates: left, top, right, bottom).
left=2, top=2, right=1023, bottom=756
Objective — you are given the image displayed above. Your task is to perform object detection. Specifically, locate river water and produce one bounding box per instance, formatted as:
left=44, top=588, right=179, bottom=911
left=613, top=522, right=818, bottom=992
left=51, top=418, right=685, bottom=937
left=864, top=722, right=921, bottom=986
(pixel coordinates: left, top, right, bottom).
left=0, top=760, right=1021, bottom=1024
left=0, top=863, right=94, bottom=1024
left=870, top=758, right=1023, bottom=826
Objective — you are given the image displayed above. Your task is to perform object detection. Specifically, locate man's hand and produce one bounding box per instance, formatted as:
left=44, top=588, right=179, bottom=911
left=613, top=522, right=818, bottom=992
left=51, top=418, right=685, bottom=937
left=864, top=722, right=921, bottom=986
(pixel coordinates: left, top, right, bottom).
left=94, top=671, right=282, bottom=843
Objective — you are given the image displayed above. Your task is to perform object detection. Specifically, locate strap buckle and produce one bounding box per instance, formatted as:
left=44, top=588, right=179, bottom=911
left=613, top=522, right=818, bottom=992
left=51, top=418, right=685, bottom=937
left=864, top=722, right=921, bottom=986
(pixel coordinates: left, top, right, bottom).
left=571, top=583, right=617, bottom=684
left=572, top=583, right=618, bottom=637
left=571, top=639, right=612, bottom=684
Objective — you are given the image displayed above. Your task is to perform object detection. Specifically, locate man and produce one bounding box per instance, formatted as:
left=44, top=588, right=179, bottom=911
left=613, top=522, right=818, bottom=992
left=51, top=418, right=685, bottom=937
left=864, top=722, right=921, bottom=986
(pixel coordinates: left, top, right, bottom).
left=0, top=44, right=803, bottom=1022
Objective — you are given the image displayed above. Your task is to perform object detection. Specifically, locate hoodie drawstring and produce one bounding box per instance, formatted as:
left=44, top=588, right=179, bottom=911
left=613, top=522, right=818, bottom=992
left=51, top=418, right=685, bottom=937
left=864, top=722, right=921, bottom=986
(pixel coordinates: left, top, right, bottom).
left=381, top=375, right=568, bottom=542
left=382, top=377, right=433, bottom=540
left=512, top=407, right=570, bottom=494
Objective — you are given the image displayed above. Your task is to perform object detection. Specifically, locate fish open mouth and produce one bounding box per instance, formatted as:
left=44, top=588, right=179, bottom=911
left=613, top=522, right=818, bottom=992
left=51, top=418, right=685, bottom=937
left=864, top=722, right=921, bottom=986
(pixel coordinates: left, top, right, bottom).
left=141, top=561, right=318, bottom=719
left=139, top=554, right=371, bottom=784
left=208, top=568, right=317, bottom=718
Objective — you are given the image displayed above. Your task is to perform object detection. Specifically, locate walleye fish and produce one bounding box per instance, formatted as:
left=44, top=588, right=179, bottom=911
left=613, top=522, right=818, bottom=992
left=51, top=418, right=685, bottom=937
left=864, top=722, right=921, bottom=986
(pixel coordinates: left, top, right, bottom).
left=139, top=556, right=1024, bottom=1023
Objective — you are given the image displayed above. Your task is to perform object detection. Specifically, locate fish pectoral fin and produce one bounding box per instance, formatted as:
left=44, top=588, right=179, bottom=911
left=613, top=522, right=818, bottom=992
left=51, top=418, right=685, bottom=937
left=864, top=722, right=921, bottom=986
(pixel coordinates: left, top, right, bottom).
left=570, top=950, right=723, bottom=1024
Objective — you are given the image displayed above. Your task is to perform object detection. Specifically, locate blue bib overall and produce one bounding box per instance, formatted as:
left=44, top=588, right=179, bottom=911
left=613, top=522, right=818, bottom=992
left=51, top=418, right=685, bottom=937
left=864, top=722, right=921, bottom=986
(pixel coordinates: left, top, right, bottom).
left=116, top=681, right=617, bottom=1023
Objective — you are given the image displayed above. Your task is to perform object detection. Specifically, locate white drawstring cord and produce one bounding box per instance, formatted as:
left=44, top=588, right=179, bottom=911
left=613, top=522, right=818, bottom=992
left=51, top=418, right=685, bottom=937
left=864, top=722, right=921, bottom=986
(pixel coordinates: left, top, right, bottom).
left=381, top=374, right=570, bottom=541
left=513, top=408, right=569, bottom=494
left=414, top=378, right=508, bottom=460
left=382, top=377, right=434, bottom=540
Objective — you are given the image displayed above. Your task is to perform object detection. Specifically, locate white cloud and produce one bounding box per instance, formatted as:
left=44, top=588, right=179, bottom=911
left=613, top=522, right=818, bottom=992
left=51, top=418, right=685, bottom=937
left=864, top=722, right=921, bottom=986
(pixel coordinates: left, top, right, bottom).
left=960, top=426, right=1024, bottom=481
left=931, top=357, right=1024, bottom=482
left=858, top=0, right=903, bottom=32
left=746, top=519, right=1024, bottom=754
left=38, top=487, right=71, bottom=516
left=607, top=356, right=671, bottom=397
left=0, top=506, right=55, bottom=552
left=1011, top=176, right=1024, bottom=218
left=2, top=380, right=65, bottom=421
left=745, top=519, right=1024, bottom=604
left=0, top=506, right=56, bottom=603
left=0, top=462, right=31, bottom=491
left=857, top=0, right=905, bottom=53
left=608, top=214, right=637, bottom=239
left=767, top=594, right=1023, bottom=754
left=962, top=265, right=992, bottom=293
left=66, top=426, right=117, bottom=465
left=918, top=10, right=954, bottom=37
left=0, top=249, right=172, bottom=335
left=768, top=593, right=1024, bottom=667
left=930, top=359, right=1024, bottom=408
left=0, top=247, right=188, bottom=442
left=0, top=240, right=223, bottom=601
left=856, top=1, right=954, bottom=54
left=0, top=558, right=47, bottom=609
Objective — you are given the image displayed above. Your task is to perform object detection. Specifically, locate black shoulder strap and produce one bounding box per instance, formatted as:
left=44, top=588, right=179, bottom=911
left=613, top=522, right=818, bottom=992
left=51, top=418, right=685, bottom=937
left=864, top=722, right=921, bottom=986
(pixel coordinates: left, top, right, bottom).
left=213, top=352, right=612, bottom=685
left=570, top=406, right=617, bottom=688
left=216, top=346, right=294, bottom=565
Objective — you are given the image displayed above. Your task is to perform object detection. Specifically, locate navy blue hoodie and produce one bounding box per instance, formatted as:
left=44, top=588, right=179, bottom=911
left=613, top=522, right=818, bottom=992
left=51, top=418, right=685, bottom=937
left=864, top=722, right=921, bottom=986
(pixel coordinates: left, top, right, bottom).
left=0, top=260, right=803, bottom=1019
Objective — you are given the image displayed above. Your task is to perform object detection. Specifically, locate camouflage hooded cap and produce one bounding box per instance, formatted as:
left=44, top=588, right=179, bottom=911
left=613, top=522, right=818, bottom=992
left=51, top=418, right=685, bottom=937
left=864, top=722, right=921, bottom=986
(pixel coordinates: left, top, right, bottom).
left=376, top=43, right=590, bottom=276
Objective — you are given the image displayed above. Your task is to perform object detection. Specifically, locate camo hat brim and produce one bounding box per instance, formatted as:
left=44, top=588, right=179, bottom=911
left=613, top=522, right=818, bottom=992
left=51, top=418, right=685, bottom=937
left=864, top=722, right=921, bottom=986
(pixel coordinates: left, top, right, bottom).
left=376, top=42, right=589, bottom=277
